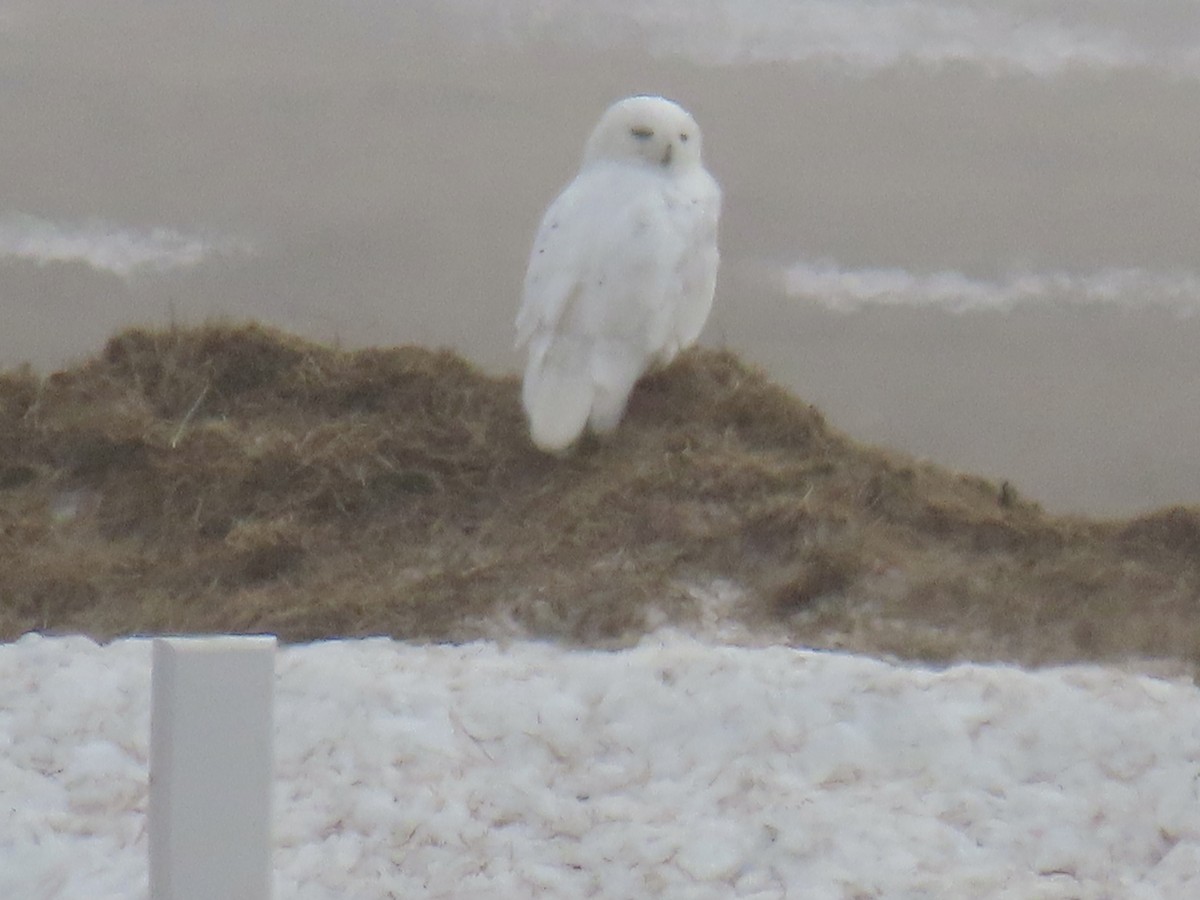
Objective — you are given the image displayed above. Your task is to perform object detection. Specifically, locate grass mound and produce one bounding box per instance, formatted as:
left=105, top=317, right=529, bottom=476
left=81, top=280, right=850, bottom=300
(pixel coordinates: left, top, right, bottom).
left=2, top=322, right=1197, bottom=669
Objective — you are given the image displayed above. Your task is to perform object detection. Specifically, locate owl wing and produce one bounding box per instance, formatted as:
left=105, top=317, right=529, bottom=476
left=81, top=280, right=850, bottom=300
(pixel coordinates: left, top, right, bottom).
left=515, top=173, right=594, bottom=351
left=516, top=165, right=680, bottom=450
left=671, top=169, right=722, bottom=349
left=517, top=165, right=677, bottom=353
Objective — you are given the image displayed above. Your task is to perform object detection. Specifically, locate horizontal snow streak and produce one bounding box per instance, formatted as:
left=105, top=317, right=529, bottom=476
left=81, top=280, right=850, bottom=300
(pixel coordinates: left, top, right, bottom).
left=442, top=0, right=1198, bottom=78
left=643, top=1, right=1139, bottom=75
left=0, top=213, right=249, bottom=277
left=781, top=260, right=1200, bottom=314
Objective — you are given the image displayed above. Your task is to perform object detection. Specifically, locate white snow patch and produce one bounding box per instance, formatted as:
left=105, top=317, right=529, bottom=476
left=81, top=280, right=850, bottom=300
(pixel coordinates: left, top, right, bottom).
left=436, top=0, right=1200, bottom=79
left=780, top=258, right=1200, bottom=315
left=3, top=633, right=1200, bottom=898
left=0, top=213, right=251, bottom=277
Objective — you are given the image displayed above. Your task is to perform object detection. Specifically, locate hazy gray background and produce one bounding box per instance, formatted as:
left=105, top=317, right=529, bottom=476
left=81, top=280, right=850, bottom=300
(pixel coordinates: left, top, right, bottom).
left=2, top=0, right=1198, bottom=515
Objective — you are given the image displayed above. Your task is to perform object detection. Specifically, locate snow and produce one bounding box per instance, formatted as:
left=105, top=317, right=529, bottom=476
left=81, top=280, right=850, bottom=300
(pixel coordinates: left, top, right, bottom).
left=3, top=632, right=1200, bottom=898
left=0, top=213, right=251, bottom=277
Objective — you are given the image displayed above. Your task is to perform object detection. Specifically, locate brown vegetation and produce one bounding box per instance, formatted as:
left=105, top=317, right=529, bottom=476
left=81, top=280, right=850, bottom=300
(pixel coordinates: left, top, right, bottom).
left=2, top=322, right=1198, bottom=670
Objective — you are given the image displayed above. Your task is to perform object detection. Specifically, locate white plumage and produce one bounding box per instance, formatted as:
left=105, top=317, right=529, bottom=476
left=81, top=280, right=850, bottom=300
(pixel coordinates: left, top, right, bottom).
left=516, top=95, right=721, bottom=452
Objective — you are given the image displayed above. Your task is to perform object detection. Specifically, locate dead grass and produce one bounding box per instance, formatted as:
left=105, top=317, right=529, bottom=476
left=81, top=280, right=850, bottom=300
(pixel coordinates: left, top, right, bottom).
left=2, top=321, right=1198, bottom=670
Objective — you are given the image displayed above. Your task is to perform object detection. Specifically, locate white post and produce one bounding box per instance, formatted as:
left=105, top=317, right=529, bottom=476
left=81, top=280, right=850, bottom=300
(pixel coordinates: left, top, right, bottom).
left=149, top=636, right=276, bottom=900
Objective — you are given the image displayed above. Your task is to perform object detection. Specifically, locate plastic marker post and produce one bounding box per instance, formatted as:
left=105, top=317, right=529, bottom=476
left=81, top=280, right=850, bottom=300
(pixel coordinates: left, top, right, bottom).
left=149, top=636, right=276, bottom=900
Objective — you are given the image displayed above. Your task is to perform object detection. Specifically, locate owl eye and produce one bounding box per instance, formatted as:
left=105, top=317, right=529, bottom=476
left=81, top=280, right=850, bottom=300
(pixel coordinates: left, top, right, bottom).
left=630, top=126, right=654, bottom=140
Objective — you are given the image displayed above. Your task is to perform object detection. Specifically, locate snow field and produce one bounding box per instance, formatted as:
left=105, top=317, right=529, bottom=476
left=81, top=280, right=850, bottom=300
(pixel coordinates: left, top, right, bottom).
left=3, top=633, right=1199, bottom=898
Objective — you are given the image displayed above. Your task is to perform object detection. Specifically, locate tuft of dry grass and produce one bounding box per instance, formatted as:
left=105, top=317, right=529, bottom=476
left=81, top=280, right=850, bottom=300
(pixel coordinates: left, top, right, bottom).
left=2, top=322, right=1198, bottom=670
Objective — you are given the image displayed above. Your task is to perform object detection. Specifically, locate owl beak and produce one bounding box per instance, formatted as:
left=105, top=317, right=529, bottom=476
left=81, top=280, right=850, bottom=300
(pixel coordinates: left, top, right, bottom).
left=661, top=144, right=673, bottom=167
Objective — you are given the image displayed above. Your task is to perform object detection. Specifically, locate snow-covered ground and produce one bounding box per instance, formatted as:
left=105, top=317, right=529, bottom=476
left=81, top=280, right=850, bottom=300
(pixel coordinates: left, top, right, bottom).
left=3, top=633, right=1199, bottom=898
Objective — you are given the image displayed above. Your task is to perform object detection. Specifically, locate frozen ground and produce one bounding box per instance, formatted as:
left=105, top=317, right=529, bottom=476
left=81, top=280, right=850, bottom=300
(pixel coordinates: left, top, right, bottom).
left=3, top=633, right=1199, bottom=899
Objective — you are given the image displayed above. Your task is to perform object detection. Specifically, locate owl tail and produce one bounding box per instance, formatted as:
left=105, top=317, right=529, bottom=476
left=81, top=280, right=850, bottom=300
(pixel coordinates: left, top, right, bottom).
left=522, top=335, right=594, bottom=452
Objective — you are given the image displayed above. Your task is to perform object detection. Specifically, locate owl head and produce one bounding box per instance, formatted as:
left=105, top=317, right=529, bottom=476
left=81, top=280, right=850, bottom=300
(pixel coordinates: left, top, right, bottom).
left=583, top=95, right=705, bottom=172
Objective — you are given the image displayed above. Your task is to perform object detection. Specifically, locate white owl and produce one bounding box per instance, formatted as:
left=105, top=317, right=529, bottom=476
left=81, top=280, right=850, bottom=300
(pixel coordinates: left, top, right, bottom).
left=515, top=94, right=721, bottom=452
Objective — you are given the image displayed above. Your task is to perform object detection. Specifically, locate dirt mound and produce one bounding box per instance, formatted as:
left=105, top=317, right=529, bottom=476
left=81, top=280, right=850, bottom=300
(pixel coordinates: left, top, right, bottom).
left=2, top=323, right=1197, bottom=669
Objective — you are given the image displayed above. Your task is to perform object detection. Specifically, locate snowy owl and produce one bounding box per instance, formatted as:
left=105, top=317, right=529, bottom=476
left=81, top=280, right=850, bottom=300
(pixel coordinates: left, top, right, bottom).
left=515, top=94, right=721, bottom=452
